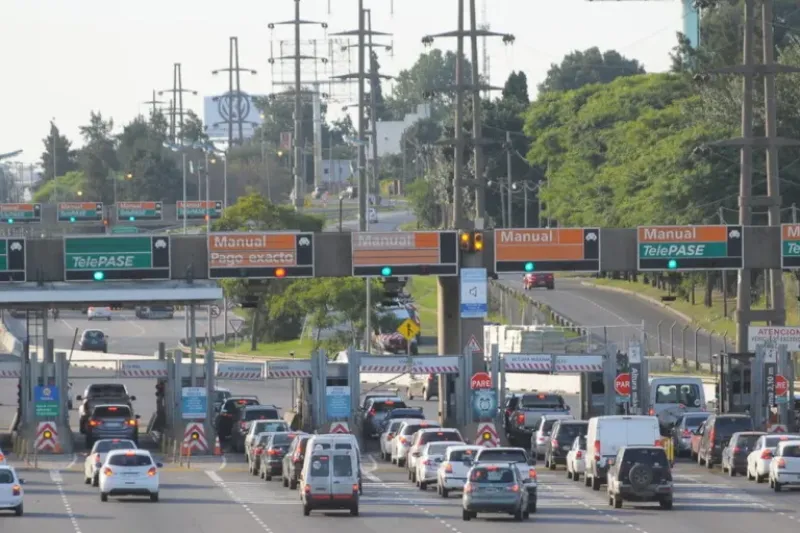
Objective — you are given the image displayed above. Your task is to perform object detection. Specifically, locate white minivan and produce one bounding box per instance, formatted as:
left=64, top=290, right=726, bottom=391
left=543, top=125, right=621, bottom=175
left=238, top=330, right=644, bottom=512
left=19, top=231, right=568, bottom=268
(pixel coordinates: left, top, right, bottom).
left=583, top=415, right=661, bottom=491
left=648, top=377, right=706, bottom=434
left=300, top=448, right=360, bottom=516
left=306, top=434, right=362, bottom=494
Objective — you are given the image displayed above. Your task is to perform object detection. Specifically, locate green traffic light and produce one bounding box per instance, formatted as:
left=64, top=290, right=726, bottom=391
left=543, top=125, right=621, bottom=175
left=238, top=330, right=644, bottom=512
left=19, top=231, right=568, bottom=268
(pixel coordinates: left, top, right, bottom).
left=69, top=216, right=76, bottom=222
left=129, top=216, right=135, bottom=221
left=381, top=266, right=392, bottom=276
left=524, top=262, right=535, bottom=272
left=6, top=218, right=12, bottom=224
left=667, top=259, right=678, bottom=270
left=93, top=271, right=105, bottom=281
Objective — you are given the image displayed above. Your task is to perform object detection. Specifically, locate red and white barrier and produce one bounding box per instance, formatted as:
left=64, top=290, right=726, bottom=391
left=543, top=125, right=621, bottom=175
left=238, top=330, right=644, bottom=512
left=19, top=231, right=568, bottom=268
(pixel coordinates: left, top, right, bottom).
left=0, top=362, right=20, bottom=378
left=119, top=360, right=168, bottom=378
left=216, top=362, right=265, bottom=381
left=35, top=422, right=62, bottom=453
left=475, top=423, right=499, bottom=447
left=330, top=422, right=350, bottom=434
left=267, top=361, right=312, bottom=379
left=182, top=422, right=208, bottom=454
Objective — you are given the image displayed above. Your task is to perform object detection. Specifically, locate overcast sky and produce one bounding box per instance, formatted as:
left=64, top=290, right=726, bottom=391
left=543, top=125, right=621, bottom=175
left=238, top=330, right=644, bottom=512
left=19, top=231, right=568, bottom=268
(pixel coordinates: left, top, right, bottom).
left=0, top=0, right=683, bottom=165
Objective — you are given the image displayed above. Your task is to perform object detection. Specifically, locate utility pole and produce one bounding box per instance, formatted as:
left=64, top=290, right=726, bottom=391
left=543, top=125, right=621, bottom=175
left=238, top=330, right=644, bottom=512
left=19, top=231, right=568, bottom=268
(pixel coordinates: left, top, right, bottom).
left=159, top=63, right=198, bottom=143
left=268, top=1, right=328, bottom=210
left=709, top=0, right=799, bottom=351
left=143, top=90, right=166, bottom=117
left=211, top=37, right=258, bottom=147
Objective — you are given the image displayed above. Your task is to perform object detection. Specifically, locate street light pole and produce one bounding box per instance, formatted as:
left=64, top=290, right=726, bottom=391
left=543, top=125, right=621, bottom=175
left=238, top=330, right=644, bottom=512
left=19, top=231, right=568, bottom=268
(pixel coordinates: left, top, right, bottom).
left=223, top=153, right=228, bottom=209
left=182, top=152, right=188, bottom=234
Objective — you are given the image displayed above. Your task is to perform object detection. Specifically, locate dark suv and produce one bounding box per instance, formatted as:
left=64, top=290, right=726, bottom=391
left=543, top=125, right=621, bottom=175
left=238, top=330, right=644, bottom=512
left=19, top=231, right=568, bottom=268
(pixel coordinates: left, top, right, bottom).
left=232, top=405, right=281, bottom=452
left=544, top=420, right=588, bottom=470
left=721, top=431, right=766, bottom=476
left=363, top=398, right=407, bottom=438
left=215, top=397, right=260, bottom=441
left=607, top=446, right=674, bottom=510
left=696, top=413, right=754, bottom=468
left=85, top=404, right=140, bottom=448
left=282, top=434, right=311, bottom=489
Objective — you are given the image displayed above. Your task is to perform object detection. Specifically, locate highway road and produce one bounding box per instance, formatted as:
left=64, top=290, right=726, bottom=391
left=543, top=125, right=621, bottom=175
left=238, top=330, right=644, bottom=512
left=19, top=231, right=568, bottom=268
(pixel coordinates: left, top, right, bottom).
left=498, top=276, right=725, bottom=366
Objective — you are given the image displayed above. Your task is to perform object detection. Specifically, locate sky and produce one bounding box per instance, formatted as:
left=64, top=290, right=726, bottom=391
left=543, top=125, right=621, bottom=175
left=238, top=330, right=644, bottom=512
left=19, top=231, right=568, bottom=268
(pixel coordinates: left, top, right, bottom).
left=0, top=0, right=685, bottom=167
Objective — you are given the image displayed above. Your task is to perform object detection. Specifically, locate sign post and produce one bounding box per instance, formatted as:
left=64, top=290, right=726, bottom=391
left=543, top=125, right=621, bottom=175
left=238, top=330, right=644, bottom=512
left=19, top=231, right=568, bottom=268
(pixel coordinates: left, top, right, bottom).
left=637, top=225, right=742, bottom=270
left=34, top=385, right=60, bottom=418
left=470, top=371, right=496, bottom=422
left=396, top=319, right=420, bottom=355
left=57, top=202, right=103, bottom=222
left=628, top=341, right=643, bottom=414
left=764, top=345, right=777, bottom=424
left=493, top=228, right=600, bottom=273
left=460, top=267, right=488, bottom=318
left=0, top=203, right=41, bottom=223
left=0, top=238, right=26, bottom=282
left=63, top=235, right=171, bottom=281
left=208, top=232, right=314, bottom=279
left=117, top=201, right=163, bottom=222
left=351, top=231, right=458, bottom=276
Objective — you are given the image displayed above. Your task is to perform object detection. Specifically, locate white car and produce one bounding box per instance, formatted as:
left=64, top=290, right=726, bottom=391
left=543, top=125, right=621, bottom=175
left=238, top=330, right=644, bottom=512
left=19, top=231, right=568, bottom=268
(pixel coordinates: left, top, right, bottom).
left=380, top=419, right=413, bottom=461
left=769, top=440, right=800, bottom=491
left=99, top=449, right=162, bottom=502
left=368, top=208, right=378, bottom=224
left=87, top=307, right=112, bottom=320
left=407, top=428, right=464, bottom=481
left=747, top=434, right=800, bottom=483
left=392, top=420, right=440, bottom=466
left=84, top=438, right=137, bottom=487
left=415, top=442, right=452, bottom=490
left=0, top=466, right=24, bottom=516
left=244, top=420, right=289, bottom=456
left=566, top=436, right=586, bottom=482
left=437, top=445, right=481, bottom=497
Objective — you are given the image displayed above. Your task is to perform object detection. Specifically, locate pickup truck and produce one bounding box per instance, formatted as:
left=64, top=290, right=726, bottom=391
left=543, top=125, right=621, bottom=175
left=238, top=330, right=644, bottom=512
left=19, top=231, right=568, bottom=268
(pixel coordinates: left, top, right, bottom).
left=77, top=383, right=136, bottom=434
left=506, top=392, right=570, bottom=447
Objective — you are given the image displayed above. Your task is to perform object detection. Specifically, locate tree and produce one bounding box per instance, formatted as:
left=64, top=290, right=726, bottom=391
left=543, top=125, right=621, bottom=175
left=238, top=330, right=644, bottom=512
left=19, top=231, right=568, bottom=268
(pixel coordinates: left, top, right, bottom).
left=368, top=51, right=393, bottom=122
left=39, top=123, right=78, bottom=182
left=33, top=171, right=86, bottom=202
left=180, top=110, right=208, bottom=144
left=78, top=112, right=118, bottom=202
left=538, top=47, right=645, bottom=93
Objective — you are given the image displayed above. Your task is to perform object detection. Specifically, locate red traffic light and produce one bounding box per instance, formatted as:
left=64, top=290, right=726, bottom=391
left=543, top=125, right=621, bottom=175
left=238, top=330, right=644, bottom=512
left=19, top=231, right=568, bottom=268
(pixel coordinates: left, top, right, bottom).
left=275, top=268, right=287, bottom=278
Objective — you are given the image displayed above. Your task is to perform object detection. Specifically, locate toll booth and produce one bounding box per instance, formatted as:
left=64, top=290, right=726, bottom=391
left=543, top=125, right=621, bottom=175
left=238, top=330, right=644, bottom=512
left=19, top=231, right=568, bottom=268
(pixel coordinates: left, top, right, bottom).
left=718, top=352, right=753, bottom=415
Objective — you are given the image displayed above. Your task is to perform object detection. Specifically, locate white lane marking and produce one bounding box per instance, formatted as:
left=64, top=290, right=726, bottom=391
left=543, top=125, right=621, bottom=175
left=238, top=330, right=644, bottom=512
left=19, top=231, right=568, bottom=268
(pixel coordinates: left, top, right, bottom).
left=65, top=453, right=77, bottom=470
left=122, top=314, right=146, bottom=335
left=362, top=454, right=381, bottom=482
left=217, top=454, right=228, bottom=471
left=60, top=318, right=74, bottom=331
left=51, top=469, right=82, bottom=533
left=206, top=470, right=274, bottom=533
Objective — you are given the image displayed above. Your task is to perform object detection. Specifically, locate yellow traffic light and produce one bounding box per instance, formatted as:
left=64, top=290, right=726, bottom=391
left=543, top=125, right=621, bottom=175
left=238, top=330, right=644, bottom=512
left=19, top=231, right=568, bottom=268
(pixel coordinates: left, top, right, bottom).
left=473, top=232, right=484, bottom=251
left=459, top=231, right=471, bottom=251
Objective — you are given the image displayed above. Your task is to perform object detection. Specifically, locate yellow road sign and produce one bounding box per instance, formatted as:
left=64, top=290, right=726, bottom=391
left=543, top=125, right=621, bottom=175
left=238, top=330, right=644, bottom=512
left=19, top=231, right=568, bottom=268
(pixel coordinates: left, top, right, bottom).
left=397, top=318, right=420, bottom=341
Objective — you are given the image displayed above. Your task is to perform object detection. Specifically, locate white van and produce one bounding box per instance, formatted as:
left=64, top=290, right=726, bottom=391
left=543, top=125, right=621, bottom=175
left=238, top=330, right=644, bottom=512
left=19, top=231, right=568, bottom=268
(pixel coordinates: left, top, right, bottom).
left=583, top=415, right=661, bottom=491
left=648, top=377, right=706, bottom=433
left=305, top=434, right=362, bottom=493
left=300, top=448, right=360, bottom=516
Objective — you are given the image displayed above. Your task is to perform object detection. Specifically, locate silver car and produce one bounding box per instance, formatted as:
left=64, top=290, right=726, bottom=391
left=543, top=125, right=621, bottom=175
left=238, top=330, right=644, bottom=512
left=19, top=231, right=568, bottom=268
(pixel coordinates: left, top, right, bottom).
left=462, top=464, right=529, bottom=522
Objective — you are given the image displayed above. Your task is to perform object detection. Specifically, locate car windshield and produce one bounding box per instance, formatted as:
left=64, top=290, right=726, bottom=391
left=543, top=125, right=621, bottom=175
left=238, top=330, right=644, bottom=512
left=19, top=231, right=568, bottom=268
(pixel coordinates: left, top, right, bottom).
left=557, top=423, right=588, bottom=441
left=108, top=454, right=153, bottom=467
left=426, top=443, right=451, bottom=456
left=449, top=448, right=478, bottom=461
left=655, top=384, right=702, bottom=407
left=372, top=400, right=406, bottom=412
left=88, top=384, right=125, bottom=396
left=333, top=455, right=353, bottom=477
left=478, top=449, right=528, bottom=463
left=621, top=449, right=668, bottom=466
left=0, top=470, right=14, bottom=483
left=520, top=394, right=564, bottom=409
left=83, top=330, right=105, bottom=340
left=309, top=455, right=330, bottom=477
left=683, top=415, right=710, bottom=431
left=420, top=431, right=462, bottom=444
left=93, top=406, right=131, bottom=417
left=244, top=408, right=279, bottom=421
left=765, top=435, right=800, bottom=448
left=714, top=417, right=754, bottom=435
left=94, top=440, right=136, bottom=453
left=470, top=467, right=515, bottom=483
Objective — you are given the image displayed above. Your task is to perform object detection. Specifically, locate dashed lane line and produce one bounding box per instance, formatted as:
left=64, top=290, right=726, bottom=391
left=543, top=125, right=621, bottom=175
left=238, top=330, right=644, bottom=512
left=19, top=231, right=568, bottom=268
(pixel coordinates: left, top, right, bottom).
left=207, top=470, right=275, bottom=533
left=50, top=470, right=83, bottom=533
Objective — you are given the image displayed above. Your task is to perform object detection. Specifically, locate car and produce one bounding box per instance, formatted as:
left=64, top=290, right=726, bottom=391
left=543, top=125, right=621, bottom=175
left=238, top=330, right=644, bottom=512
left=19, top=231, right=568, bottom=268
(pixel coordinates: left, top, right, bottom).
left=0, top=466, right=24, bottom=516
left=363, top=397, right=407, bottom=438
left=473, top=447, right=538, bottom=512
left=282, top=433, right=312, bottom=489
left=247, top=432, right=274, bottom=477
left=532, top=413, right=575, bottom=460
left=408, top=373, right=438, bottom=401
left=135, top=305, right=174, bottom=319
left=380, top=419, right=413, bottom=461
left=380, top=407, right=425, bottom=432
left=566, top=436, right=587, bottom=482
left=415, top=442, right=452, bottom=490
left=368, top=208, right=378, bottom=223
left=77, top=383, right=135, bottom=434
left=696, top=413, right=754, bottom=468
left=306, top=434, right=364, bottom=494
left=244, top=419, right=290, bottom=456
left=83, top=438, right=137, bottom=486
left=87, top=307, right=112, bottom=320
left=721, top=431, right=765, bottom=477
left=522, top=272, right=554, bottom=290
left=258, top=432, right=297, bottom=481
left=0, top=447, right=6, bottom=465
left=606, top=446, right=673, bottom=510
left=462, top=464, right=529, bottom=522
left=545, top=420, right=588, bottom=470
left=408, top=429, right=464, bottom=481
left=584, top=415, right=661, bottom=491
left=79, top=330, right=108, bottom=352
left=300, top=448, right=360, bottom=516
left=392, top=420, right=441, bottom=466
left=437, top=445, right=482, bottom=497
left=231, top=405, right=281, bottom=452
left=99, top=449, right=162, bottom=502
left=215, top=397, right=260, bottom=441
left=746, top=433, right=800, bottom=482
left=769, top=440, right=800, bottom=491
left=85, top=404, right=140, bottom=448
left=670, top=412, right=711, bottom=457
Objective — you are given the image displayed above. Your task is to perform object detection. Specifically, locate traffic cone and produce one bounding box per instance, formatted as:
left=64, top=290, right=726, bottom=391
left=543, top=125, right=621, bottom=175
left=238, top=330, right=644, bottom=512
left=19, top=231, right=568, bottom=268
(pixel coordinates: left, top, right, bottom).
left=213, top=436, right=222, bottom=456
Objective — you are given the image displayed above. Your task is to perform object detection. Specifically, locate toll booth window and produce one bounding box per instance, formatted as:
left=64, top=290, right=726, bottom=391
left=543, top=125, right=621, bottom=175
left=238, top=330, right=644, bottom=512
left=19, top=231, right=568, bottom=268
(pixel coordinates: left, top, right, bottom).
left=309, top=456, right=330, bottom=477
left=590, top=376, right=605, bottom=395
left=93, top=406, right=131, bottom=417
left=731, top=369, right=752, bottom=394
left=520, top=394, right=565, bottom=409
left=655, top=384, right=701, bottom=407
left=108, top=454, right=153, bottom=467
left=477, top=449, right=527, bottom=463
left=0, top=470, right=13, bottom=483
left=94, top=440, right=136, bottom=453
left=333, top=455, right=353, bottom=477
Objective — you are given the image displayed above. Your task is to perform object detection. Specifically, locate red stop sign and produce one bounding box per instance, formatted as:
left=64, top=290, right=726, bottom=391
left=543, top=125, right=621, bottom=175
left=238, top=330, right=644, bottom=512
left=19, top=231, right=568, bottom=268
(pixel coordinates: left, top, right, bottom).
left=614, top=373, right=631, bottom=396
left=776, top=375, right=789, bottom=397
left=470, top=372, right=492, bottom=390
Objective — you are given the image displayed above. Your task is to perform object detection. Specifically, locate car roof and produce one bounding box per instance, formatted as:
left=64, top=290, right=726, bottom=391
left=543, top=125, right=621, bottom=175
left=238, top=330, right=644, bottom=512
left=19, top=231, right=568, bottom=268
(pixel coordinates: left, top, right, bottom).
left=446, top=445, right=482, bottom=451
left=107, top=449, right=151, bottom=457
left=620, top=446, right=663, bottom=451
left=93, top=404, right=130, bottom=409
left=477, top=446, right=526, bottom=453
left=244, top=404, right=279, bottom=410
left=401, top=419, right=439, bottom=427
left=417, top=427, right=458, bottom=434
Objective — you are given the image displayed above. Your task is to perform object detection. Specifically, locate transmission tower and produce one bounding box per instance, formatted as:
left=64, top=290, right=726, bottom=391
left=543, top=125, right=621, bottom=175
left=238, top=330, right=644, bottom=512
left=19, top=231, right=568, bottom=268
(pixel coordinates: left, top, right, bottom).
left=143, top=90, right=167, bottom=116
left=159, top=63, right=198, bottom=143
left=479, top=0, right=490, bottom=99
left=211, top=37, right=258, bottom=147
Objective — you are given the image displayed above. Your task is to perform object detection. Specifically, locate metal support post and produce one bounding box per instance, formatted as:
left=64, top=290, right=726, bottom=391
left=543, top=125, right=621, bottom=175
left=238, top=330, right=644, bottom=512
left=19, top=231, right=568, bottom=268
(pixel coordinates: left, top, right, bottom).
left=54, top=351, right=67, bottom=428
left=174, top=348, right=183, bottom=442
left=347, top=348, right=361, bottom=433
left=189, top=305, right=197, bottom=387
left=205, top=348, right=216, bottom=449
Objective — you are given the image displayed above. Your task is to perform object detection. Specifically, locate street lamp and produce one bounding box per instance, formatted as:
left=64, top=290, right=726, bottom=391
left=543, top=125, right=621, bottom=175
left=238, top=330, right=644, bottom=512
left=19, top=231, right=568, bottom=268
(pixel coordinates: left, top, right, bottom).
left=76, top=190, right=83, bottom=197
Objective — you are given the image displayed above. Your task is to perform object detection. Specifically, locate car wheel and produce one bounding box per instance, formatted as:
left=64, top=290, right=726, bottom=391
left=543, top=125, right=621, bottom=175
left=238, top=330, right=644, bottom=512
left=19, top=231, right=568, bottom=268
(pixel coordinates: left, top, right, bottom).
left=462, top=509, right=471, bottom=521
left=150, top=493, right=159, bottom=502
left=514, top=507, right=524, bottom=521
left=659, top=497, right=673, bottom=510
left=84, top=476, right=91, bottom=485
left=584, top=475, right=592, bottom=487
left=528, top=497, right=537, bottom=513
left=567, top=469, right=573, bottom=480
left=548, top=456, right=556, bottom=470
left=350, top=505, right=359, bottom=516
left=729, top=465, right=736, bottom=477
left=101, top=492, right=108, bottom=502
left=283, top=476, right=289, bottom=487
left=14, top=504, right=23, bottom=516
left=774, top=480, right=782, bottom=492
left=574, top=472, right=581, bottom=483
left=303, top=504, right=311, bottom=516
left=441, top=487, right=449, bottom=498
left=419, top=481, right=427, bottom=491
left=591, top=476, right=601, bottom=491
left=398, top=458, right=405, bottom=467
left=266, top=474, right=272, bottom=481
left=289, top=477, right=297, bottom=490
left=613, top=494, right=623, bottom=509
left=93, top=474, right=99, bottom=487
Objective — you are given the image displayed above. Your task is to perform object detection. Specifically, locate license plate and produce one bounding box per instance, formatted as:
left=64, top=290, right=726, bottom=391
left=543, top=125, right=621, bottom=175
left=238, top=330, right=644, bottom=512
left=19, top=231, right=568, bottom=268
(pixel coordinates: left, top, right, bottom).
left=123, top=472, right=138, bottom=476
left=562, top=446, right=570, bottom=450
left=107, top=423, right=122, bottom=428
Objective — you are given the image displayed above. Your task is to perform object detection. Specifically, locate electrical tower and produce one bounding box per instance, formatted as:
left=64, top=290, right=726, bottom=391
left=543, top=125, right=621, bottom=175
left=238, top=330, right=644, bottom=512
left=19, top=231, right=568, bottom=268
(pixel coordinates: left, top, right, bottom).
left=479, top=0, right=490, bottom=99
left=159, top=63, right=198, bottom=143
left=211, top=37, right=258, bottom=148
left=143, top=90, right=167, bottom=117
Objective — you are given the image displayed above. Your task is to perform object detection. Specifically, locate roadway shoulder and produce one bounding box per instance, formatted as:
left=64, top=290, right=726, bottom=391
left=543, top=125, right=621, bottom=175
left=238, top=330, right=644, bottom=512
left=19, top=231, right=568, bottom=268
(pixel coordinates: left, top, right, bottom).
left=579, top=280, right=694, bottom=323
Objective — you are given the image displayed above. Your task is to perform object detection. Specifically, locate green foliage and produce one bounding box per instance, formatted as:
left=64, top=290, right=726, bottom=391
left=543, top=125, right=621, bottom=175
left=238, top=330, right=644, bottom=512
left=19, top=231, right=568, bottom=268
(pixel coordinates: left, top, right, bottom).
left=33, top=171, right=86, bottom=202
left=39, top=123, right=78, bottom=182
left=538, top=47, right=645, bottom=93
left=406, top=177, right=442, bottom=229
left=78, top=112, right=119, bottom=203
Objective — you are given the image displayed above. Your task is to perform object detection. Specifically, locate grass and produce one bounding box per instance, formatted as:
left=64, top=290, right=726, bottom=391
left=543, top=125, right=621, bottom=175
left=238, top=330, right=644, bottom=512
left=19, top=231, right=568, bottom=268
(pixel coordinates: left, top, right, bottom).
left=215, top=337, right=315, bottom=358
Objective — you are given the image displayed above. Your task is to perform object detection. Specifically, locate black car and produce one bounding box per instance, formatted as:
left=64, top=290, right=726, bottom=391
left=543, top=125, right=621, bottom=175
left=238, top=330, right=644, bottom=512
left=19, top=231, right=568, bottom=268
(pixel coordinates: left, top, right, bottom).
left=258, top=432, right=295, bottom=480
left=697, top=413, right=754, bottom=468
left=362, top=398, right=407, bottom=438
left=721, top=431, right=766, bottom=476
left=232, top=405, right=281, bottom=452
left=544, top=420, right=588, bottom=470
left=282, top=434, right=311, bottom=489
left=215, top=397, right=260, bottom=441
left=607, top=446, right=674, bottom=510
left=80, top=330, right=108, bottom=352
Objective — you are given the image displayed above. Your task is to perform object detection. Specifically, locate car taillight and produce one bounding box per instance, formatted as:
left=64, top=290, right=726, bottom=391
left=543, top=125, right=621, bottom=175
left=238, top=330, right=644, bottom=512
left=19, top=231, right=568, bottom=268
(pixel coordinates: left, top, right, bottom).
left=733, top=447, right=741, bottom=453
left=387, top=433, right=394, bottom=441
left=505, top=409, right=512, bottom=417
left=240, top=422, right=248, bottom=429
left=529, top=468, right=537, bottom=479
left=89, top=419, right=101, bottom=427
left=655, top=440, right=663, bottom=447
left=761, top=450, right=773, bottom=460
left=0, top=453, right=4, bottom=462
left=400, top=437, right=408, bottom=444
left=352, top=484, right=359, bottom=492
left=682, top=430, right=691, bottom=438
left=516, top=413, right=524, bottom=424
left=423, top=459, right=432, bottom=466
left=648, top=409, right=655, bottom=415
left=147, top=467, right=157, bottom=477
left=776, top=458, right=787, bottom=469
left=127, top=419, right=137, bottom=426
left=464, top=483, right=473, bottom=493
left=593, top=440, right=601, bottom=461
left=103, top=468, right=113, bottom=476
left=255, top=447, right=264, bottom=455
left=444, top=462, right=453, bottom=473
left=507, top=484, right=520, bottom=492
left=268, top=449, right=280, bottom=456
left=369, top=409, right=376, bottom=416
left=709, top=429, right=715, bottom=443
left=576, top=450, right=583, bottom=459
left=12, top=485, right=20, bottom=496
left=304, top=484, right=311, bottom=493
left=551, top=440, right=559, bottom=448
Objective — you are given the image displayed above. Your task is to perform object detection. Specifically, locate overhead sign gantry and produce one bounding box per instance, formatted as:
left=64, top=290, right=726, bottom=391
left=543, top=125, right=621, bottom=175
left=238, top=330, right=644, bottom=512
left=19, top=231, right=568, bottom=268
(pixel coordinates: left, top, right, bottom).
left=117, top=202, right=163, bottom=222
left=57, top=202, right=103, bottom=222
left=63, top=235, right=171, bottom=281
left=781, top=224, right=800, bottom=268
left=207, top=232, right=314, bottom=279
left=351, top=231, right=458, bottom=276
left=493, top=228, right=600, bottom=273
left=177, top=201, right=222, bottom=220
left=0, top=203, right=41, bottom=223
left=0, top=238, right=26, bottom=282
left=637, top=225, right=743, bottom=271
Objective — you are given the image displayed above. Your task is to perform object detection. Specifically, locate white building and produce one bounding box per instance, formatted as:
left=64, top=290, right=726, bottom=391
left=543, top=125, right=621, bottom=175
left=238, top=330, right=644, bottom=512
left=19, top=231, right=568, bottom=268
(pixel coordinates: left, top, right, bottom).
left=322, top=159, right=354, bottom=183
left=368, top=103, right=432, bottom=159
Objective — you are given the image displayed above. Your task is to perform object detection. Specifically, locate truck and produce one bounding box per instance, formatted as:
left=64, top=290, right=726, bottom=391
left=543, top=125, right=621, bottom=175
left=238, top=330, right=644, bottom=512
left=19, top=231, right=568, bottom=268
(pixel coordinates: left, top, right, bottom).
left=76, top=383, right=136, bottom=434
left=505, top=392, right=570, bottom=447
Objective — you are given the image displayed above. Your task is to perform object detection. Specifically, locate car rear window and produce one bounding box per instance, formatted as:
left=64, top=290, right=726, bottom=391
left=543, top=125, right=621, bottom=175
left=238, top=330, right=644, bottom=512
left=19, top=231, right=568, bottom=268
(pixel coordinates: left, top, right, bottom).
left=226, top=399, right=259, bottom=410
left=520, top=394, right=564, bottom=409
left=621, top=448, right=668, bottom=465
left=84, top=330, right=105, bottom=340
left=449, top=448, right=478, bottom=461
left=735, top=434, right=761, bottom=450
left=244, top=408, right=279, bottom=421
left=309, top=455, right=330, bottom=477
left=470, top=467, right=514, bottom=483
left=556, top=423, right=588, bottom=441
left=714, top=417, right=754, bottom=435
left=402, top=423, right=439, bottom=435
left=765, top=435, right=800, bottom=448
left=253, top=421, right=288, bottom=433
left=541, top=419, right=563, bottom=433
left=426, top=443, right=451, bottom=456
left=419, top=431, right=461, bottom=444
left=88, top=385, right=125, bottom=396
left=95, top=440, right=136, bottom=453
left=333, top=455, right=353, bottom=477
left=683, top=415, right=710, bottom=431
left=373, top=400, right=407, bottom=412
left=93, top=406, right=131, bottom=417
left=478, top=449, right=527, bottom=463
left=270, top=433, right=295, bottom=446
left=387, top=421, right=405, bottom=433
left=781, top=445, right=800, bottom=458
left=0, top=470, right=13, bottom=483
left=389, top=409, right=424, bottom=419
left=108, top=454, right=153, bottom=467
left=257, top=434, right=272, bottom=445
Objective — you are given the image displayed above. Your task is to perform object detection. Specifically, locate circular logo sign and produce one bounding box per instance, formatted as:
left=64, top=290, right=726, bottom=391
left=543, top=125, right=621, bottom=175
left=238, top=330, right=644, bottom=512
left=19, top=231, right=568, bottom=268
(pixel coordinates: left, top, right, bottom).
left=470, top=371, right=492, bottom=390
left=776, top=375, right=789, bottom=396
left=471, top=389, right=497, bottom=421
left=614, top=373, right=631, bottom=396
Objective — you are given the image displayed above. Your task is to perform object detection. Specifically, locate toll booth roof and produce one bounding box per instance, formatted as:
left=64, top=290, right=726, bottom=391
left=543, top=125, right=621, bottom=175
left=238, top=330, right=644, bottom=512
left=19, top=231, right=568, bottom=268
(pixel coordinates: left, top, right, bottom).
left=0, top=281, right=222, bottom=306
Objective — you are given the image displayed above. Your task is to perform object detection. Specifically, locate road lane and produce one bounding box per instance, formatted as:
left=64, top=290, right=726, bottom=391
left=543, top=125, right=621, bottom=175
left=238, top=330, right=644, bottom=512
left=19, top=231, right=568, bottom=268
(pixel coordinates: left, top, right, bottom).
left=498, top=276, right=725, bottom=364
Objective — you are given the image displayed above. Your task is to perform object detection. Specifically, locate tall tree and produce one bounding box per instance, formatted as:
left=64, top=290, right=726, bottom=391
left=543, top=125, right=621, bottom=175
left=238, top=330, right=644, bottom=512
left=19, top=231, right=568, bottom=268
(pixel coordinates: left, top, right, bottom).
left=78, top=112, right=118, bottom=202
left=368, top=51, right=392, bottom=121
left=180, top=110, right=208, bottom=144
left=538, top=47, right=645, bottom=93
left=39, top=122, right=78, bottom=181
left=117, top=116, right=185, bottom=202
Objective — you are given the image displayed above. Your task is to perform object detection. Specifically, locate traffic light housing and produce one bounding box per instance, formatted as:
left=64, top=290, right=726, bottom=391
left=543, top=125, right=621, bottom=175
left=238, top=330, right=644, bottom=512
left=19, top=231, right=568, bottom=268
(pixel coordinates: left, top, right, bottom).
left=459, top=231, right=484, bottom=253
left=17, top=379, right=21, bottom=406
left=473, top=232, right=484, bottom=251
left=155, top=381, right=165, bottom=399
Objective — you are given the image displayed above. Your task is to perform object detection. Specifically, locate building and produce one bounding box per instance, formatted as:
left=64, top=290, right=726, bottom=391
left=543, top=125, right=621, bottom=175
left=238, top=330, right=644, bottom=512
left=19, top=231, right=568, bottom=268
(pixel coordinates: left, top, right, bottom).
left=369, top=103, right=432, bottom=159
left=322, top=159, right=354, bottom=184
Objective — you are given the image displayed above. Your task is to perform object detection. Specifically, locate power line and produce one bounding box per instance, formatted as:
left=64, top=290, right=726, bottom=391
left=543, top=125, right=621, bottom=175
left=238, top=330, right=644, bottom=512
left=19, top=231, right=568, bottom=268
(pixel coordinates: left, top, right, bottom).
left=158, top=63, right=198, bottom=143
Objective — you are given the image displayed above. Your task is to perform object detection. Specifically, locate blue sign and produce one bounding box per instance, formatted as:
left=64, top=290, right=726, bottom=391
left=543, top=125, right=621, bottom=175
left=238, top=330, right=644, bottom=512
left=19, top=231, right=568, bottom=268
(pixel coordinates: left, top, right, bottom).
left=182, top=387, right=208, bottom=420
left=34, top=385, right=60, bottom=403
left=460, top=268, right=488, bottom=318
left=326, top=386, right=351, bottom=420
left=471, top=389, right=497, bottom=421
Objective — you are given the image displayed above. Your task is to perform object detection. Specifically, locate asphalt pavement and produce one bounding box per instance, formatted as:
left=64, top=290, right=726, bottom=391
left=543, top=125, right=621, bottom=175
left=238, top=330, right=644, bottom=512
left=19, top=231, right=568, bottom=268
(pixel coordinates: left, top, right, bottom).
left=498, top=276, right=725, bottom=366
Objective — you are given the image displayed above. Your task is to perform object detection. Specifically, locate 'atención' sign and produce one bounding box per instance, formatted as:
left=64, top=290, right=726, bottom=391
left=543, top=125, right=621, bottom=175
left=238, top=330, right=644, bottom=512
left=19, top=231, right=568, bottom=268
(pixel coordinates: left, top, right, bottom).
left=748, top=326, right=800, bottom=351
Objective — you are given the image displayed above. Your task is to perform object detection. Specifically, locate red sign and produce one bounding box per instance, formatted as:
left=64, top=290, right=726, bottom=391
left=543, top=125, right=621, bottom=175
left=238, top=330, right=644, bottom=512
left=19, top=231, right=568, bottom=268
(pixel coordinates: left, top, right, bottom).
left=614, top=373, right=631, bottom=396
left=776, top=374, right=789, bottom=397
left=470, top=372, right=493, bottom=390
